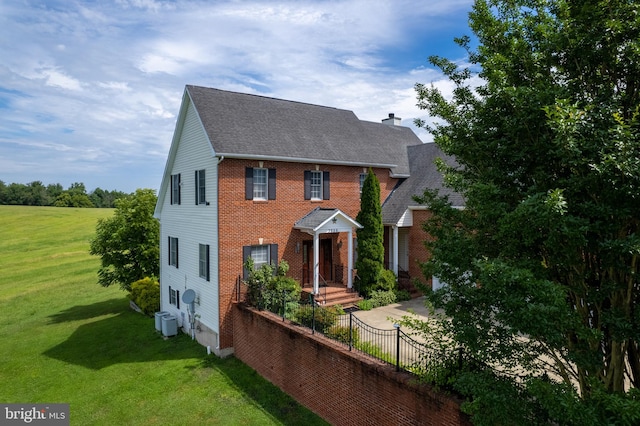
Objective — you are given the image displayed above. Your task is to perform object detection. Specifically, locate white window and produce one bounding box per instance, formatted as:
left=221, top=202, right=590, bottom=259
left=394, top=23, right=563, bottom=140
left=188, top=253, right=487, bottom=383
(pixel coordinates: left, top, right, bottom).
left=199, top=244, right=210, bottom=281
left=169, top=286, right=179, bottom=308
left=359, top=173, right=367, bottom=194
left=195, top=169, right=206, bottom=205
left=169, top=237, right=178, bottom=268
left=304, top=170, right=329, bottom=200
left=251, top=245, right=269, bottom=269
left=171, top=174, right=181, bottom=205
left=253, top=168, right=267, bottom=200
left=243, top=244, right=278, bottom=280
left=310, top=170, right=322, bottom=200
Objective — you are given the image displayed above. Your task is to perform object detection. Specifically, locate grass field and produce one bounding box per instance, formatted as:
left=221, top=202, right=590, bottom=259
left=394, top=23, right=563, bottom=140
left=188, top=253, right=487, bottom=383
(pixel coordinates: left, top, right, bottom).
left=0, top=206, right=327, bottom=425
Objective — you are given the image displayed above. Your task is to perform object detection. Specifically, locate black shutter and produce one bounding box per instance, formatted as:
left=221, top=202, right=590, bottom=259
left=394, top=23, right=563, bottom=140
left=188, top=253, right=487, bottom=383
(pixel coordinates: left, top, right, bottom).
left=176, top=290, right=180, bottom=309
left=178, top=173, right=181, bottom=205
left=268, top=168, right=276, bottom=200
left=169, top=285, right=172, bottom=304
left=168, top=237, right=171, bottom=265
left=270, top=244, right=278, bottom=268
left=175, top=238, right=179, bottom=269
left=195, top=170, right=199, bottom=205
left=304, top=171, right=311, bottom=200
left=323, top=171, right=330, bottom=200
left=199, top=169, right=205, bottom=203
left=206, top=244, right=210, bottom=282
left=242, top=245, right=251, bottom=280
left=245, top=167, right=253, bottom=200
left=170, top=176, right=174, bottom=205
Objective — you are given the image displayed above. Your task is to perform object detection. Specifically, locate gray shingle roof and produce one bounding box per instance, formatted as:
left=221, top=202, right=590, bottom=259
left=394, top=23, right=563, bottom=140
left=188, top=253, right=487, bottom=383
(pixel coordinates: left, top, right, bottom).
left=294, top=208, right=340, bottom=230
left=382, top=143, right=464, bottom=224
left=294, top=207, right=362, bottom=232
left=186, top=85, right=421, bottom=176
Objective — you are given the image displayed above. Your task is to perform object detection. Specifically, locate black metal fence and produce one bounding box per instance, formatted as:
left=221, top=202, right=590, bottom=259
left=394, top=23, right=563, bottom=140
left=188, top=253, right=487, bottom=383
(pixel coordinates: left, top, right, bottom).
left=236, top=276, right=431, bottom=375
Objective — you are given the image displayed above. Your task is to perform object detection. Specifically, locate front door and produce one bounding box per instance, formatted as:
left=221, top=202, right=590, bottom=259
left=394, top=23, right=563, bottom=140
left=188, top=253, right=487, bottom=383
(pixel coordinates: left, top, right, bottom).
left=302, top=239, right=333, bottom=285
left=320, top=238, right=332, bottom=282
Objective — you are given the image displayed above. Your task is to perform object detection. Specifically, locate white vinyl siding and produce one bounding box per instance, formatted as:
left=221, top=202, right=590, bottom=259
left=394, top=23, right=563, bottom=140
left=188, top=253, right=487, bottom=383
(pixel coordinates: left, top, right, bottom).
left=158, top=98, right=220, bottom=339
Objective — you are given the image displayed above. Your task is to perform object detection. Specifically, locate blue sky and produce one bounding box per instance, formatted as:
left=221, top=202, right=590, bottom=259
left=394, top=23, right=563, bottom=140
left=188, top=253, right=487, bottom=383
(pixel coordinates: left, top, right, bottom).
left=0, top=0, right=475, bottom=193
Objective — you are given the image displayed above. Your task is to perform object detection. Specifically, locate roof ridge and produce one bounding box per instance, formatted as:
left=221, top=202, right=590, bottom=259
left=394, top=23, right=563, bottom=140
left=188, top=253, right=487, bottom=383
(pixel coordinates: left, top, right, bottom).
left=186, top=84, right=349, bottom=113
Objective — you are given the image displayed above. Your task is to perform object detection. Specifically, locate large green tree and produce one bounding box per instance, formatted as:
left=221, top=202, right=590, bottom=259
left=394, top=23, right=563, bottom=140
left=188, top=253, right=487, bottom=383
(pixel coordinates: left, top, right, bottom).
left=411, top=0, right=640, bottom=424
left=90, top=188, right=159, bottom=291
left=355, top=168, right=384, bottom=296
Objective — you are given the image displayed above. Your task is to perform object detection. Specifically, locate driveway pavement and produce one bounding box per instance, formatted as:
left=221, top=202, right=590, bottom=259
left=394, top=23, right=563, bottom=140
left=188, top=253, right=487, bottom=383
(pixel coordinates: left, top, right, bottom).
left=352, top=296, right=432, bottom=330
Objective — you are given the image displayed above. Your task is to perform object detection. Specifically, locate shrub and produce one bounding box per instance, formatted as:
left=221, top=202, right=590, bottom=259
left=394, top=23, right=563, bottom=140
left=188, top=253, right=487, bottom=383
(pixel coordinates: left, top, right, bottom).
left=368, top=289, right=397, bottom=308
left=357, top=299, right=374, bottom=310
left=377, top=269, right=397, bottom=292
left=244, top=259, right=301, bottom=313
left=325, top=325, right=360, bottom=345
left=283, top=301, right=300, bottom=320
left=128, top=277, right=160, bottom=315
left=395, top=289, right=412, bottom=302
left=294, top=305, right=340, bottom=332
left=263, top=276, right=302, bottom=315
left=356, top=341, right=394, bottom=364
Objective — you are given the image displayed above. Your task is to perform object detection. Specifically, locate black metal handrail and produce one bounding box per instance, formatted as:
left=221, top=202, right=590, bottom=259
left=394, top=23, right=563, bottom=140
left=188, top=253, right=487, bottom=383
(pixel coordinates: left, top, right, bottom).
left=317, top=273, right=327, bottom=305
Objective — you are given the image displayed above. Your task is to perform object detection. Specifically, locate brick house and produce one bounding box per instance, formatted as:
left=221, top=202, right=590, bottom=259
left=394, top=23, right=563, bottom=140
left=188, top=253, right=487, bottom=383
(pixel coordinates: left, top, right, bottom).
left=154, top=85, right=462, bottom=356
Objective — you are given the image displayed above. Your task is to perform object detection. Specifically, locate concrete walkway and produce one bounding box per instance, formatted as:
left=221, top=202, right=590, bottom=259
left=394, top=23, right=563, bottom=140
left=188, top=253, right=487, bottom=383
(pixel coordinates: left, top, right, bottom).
left=352, top=296, right=432, bottom=330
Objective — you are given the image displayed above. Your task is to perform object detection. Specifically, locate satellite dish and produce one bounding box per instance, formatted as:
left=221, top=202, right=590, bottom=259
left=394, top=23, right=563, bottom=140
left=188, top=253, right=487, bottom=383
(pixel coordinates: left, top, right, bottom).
left=182, top=289, right=196, bottom=304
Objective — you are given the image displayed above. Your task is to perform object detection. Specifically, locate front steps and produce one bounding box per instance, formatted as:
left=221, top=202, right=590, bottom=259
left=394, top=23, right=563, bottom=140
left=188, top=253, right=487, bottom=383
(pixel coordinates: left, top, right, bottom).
left=303, top=285, right=363, bottom=307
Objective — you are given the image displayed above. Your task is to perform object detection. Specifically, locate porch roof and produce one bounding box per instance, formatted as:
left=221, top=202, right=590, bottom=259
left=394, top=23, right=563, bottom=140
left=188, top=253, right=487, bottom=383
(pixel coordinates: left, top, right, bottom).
left=294, top=207, right=362, bottom=235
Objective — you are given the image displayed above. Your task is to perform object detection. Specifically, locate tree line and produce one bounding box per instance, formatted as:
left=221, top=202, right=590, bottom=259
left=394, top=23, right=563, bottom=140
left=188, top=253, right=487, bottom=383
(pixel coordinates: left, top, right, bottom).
left=0, top=180, right=131, bottom=208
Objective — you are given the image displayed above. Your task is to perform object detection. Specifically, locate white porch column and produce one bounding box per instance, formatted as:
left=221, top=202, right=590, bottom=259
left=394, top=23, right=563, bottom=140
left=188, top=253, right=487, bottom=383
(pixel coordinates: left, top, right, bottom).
left=392, top=225, right=399, bottom=276
left=347, top=229, right=353, bottom=289
left=313, top=232, right=320, bottom=294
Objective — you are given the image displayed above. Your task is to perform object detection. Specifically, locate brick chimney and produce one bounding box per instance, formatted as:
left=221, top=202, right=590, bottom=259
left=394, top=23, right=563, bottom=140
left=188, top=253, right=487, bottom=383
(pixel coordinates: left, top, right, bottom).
left=382, top=113, right=401, bottom=126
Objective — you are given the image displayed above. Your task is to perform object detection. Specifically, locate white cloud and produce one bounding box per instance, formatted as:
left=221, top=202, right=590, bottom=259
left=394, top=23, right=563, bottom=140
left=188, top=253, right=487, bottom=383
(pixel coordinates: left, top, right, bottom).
left=97, top=81, right=131, bottom=92
left=40, top=68, right=83, bottom=91
left=0, top=0, right=475, bottom=191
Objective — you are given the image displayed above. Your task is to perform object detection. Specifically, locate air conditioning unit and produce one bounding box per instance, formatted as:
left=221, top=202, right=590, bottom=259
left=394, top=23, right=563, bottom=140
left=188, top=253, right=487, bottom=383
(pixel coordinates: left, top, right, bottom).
left=161, top=315, right=178, bottom=337
left=154, top=311, right=170, bottom=331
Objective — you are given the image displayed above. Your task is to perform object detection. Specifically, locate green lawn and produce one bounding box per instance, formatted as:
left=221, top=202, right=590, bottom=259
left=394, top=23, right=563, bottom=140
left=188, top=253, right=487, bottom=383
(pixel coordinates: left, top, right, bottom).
left=0, top=206, right=327, bottom=425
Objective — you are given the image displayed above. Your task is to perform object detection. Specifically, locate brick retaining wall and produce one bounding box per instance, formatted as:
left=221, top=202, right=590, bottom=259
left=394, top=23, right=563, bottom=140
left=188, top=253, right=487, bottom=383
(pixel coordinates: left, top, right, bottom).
left=233, top=303, right=471, bottom=426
